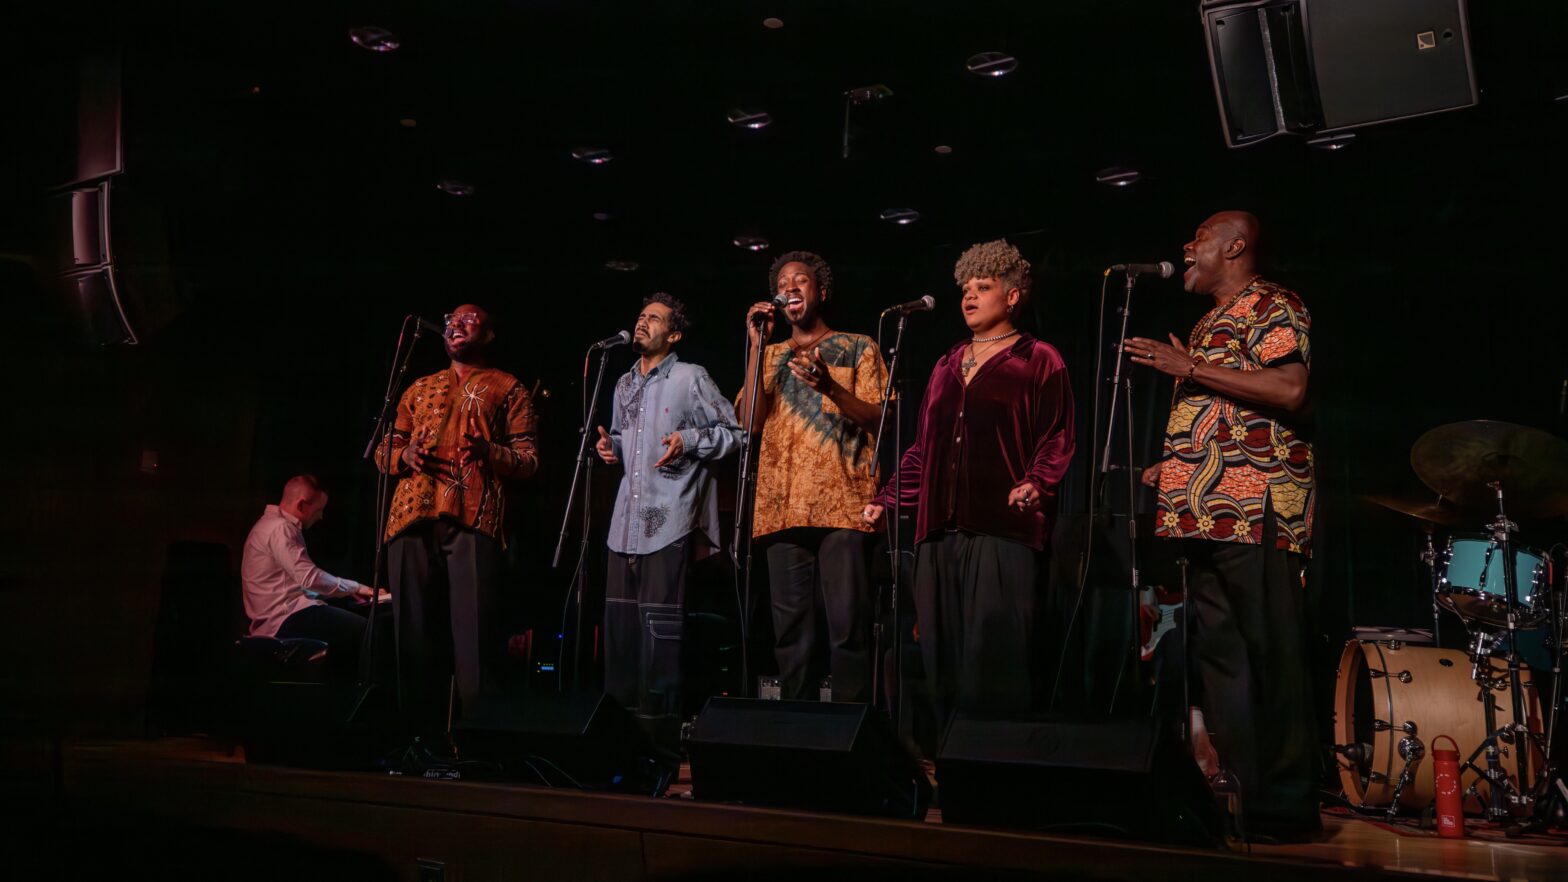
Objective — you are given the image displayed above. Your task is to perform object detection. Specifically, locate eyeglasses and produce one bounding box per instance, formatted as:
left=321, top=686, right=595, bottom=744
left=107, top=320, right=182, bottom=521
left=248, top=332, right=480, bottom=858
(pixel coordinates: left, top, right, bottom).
left=444, top=313, right=483, bottom=329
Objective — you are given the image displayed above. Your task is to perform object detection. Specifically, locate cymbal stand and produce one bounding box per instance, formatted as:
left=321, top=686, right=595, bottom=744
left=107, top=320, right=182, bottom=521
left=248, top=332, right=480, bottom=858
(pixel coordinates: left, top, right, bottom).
left=1420, top=524, right=1441, bottom=647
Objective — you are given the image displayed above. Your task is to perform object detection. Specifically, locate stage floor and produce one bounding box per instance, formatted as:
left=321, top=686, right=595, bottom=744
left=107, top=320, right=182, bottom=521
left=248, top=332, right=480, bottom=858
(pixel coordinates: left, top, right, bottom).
left=31, top=737, right=1568, bottom=882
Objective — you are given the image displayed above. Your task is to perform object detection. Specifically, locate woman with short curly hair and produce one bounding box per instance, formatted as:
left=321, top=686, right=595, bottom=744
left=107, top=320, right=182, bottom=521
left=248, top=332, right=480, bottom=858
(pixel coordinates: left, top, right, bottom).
left=864, top=239, right=1075, bottom=733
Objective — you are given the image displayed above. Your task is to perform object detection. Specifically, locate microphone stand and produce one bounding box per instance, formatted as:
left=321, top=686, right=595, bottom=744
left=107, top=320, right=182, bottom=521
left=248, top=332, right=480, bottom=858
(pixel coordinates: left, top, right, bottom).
left=553, top=343, right=616, bottom=691
left=731, top=319, right=771, bottom=696
left=1099, top=271, right=1143, bottom=714
left=870, top=311, right=910, bottom=728
left=352, top=315, right=431, bottom=721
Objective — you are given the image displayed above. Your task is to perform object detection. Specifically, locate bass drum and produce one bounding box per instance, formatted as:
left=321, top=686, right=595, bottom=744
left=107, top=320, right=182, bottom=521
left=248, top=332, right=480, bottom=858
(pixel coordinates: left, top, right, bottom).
left=1333, top=639, right=1544, bottom=813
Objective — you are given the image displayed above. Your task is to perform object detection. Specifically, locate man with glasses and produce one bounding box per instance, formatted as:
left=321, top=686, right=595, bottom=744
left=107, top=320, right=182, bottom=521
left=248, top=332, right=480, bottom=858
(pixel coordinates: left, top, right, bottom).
left=374, top=304, right=539, bottom=753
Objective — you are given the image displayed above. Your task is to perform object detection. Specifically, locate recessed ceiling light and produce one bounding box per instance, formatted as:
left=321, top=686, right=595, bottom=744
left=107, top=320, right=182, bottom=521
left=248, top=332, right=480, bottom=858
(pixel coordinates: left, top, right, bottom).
left=245, top=85, right=262, bottom=96
left=733, top=235, right=769, bottom=252
left=604, top=259, right=640, bottom=272
left=727, top=108, right=773, bottom=130
left=934, top=144, right=953, bottom=155
left=762, top=17, right=784, bottom=29
left=571, top=146, right=614, bottom=165
left=399, top=118, right=417, bottom=128
left=436, top=179, right=474, bottom=197
left=349, top=26, right=401, bottom=53
left=1094, top=167, right=1141, bottom=187
left=1307, top=133, right=1355, bottom=151
left=966, top=51, right=1018, bottom=77
left=879, top=208, right=921, bottom=225
left=591, top=210, right=614, bottom=221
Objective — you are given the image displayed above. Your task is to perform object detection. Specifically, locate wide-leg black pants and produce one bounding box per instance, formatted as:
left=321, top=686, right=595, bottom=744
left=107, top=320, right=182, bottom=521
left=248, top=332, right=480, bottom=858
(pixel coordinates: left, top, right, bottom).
left=387, top=520, right=503, bottom=738
left=605, top=535, right=692, bottom=748
left=764, top=527, right=872, bottom=703
left=913, top=531, right=1044, bottom=730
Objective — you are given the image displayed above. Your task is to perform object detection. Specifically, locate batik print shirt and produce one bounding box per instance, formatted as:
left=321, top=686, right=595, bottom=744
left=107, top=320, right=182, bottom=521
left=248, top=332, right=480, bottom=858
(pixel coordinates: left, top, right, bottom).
left=605, top=354, right=742, bottom=556
left=1155, top=278, right=1314, bottom=554
left=748, top=332, right=887, bottom=538
left=375, top=366, right=539, bottom=542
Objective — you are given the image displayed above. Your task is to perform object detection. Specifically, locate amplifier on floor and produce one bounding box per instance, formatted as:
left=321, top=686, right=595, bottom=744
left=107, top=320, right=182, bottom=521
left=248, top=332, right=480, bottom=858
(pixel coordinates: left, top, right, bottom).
left=936, top=713, right=1222, bottom=845
left=687, top=698, right=930, bottom=820
left=454, top=692, right=673, bottom=795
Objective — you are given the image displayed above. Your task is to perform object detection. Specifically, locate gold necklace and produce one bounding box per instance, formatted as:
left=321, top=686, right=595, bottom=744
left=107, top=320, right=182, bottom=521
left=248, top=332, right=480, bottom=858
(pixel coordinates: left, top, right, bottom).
left=961, top=330, right=1019, bottom=377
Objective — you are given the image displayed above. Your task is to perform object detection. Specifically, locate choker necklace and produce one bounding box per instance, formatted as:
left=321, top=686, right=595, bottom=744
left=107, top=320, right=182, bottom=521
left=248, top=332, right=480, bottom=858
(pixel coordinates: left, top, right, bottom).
left=961, top=330, right=1019, bottom=377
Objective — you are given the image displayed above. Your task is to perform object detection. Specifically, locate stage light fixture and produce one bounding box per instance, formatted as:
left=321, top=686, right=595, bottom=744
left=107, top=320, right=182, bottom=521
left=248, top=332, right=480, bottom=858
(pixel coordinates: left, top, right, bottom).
left=763, top=17, right=785, bottom=30
left=732, top=236, right=769, bottom=252
left=934, top=144, right=953, bottom=155
left=349, top=26, right=401, bottom=53
left=966, top=51, right=1018, bottom=77
left=572, top=147, right=614, bottom=165
left=436, top=179, right=474, bottom=196
left=1307, top=133, right=1356, bottom=151
left=592, top=211, right=614, bottom=221
left=879, top=208, right=920, bottom=225
left=605, top=259, right=640, bottom=272
left=727, top=108, right=773, bottom=130
left=1094, top=167, right=1140, bottom=187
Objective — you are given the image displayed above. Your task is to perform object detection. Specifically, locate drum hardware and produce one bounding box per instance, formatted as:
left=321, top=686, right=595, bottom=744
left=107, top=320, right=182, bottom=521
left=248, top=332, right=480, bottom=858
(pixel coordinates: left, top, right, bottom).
left=1367, top=668, right=1413, bottom=684
left=1370, top=719, right=1416, bottom=734
left=1386, top=735, right=1426, bottom=821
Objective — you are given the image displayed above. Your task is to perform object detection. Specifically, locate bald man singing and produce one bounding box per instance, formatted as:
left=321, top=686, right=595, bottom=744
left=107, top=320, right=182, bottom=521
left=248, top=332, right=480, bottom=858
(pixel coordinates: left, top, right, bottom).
left=241, top=474, right=385, bottom=673
left=1126, top=211, right=1319, bottom=842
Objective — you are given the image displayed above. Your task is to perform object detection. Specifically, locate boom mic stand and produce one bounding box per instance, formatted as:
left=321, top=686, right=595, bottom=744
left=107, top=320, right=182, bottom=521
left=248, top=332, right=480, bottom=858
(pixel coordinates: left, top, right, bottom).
left=1100, top=269, right=1145, bottom=714
left=553, top=342, right=617, bottom=690
left=870, top=308, right=914, bottom=728
left=353, top=315, right=435, bottom=722
left=731, top=316, right=772, bottom=696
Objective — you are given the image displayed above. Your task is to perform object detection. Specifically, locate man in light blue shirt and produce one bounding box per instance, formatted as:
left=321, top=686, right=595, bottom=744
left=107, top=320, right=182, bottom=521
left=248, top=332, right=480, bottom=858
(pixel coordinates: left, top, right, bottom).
left=595, top=292, right=742, bottom=745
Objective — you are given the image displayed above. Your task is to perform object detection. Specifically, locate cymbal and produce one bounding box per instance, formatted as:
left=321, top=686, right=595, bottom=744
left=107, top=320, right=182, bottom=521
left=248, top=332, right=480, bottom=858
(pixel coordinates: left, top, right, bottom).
left=1361, top=493, right=1474, bottom=527
left=1410, top=420, right=1568, bottom=519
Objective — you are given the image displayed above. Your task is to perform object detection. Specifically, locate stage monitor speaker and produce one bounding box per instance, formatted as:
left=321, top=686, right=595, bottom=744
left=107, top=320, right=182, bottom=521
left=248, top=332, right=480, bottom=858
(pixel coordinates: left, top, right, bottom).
left=936, top=713, right=1223, bottom=846
left=453, top=692, right=673, bottom=795
left=1202, top=0, right=1477, bottom=147
left=687, top=698, right=931, bottom=820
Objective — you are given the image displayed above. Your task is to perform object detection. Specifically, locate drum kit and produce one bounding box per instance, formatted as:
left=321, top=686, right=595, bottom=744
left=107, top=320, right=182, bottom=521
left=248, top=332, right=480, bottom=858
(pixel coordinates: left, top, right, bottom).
left=1340, top=420, right=1568, bottom=827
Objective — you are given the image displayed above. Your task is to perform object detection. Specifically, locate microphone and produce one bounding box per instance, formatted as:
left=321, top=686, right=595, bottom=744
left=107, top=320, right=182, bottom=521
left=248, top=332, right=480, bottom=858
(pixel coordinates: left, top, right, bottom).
left=588, top=330, right=632, bottom=350
left=881, top=294, right=936, bottom=315
left=411, top=315, right=444, bottom=335
left=1112, top=261, right=1176, bottom=278
left=751, top=293, right=789, bottom=323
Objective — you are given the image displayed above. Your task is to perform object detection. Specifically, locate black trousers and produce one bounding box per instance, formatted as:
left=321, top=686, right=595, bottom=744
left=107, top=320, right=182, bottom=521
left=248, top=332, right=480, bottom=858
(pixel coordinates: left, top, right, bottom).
left=764, top=528, right=872, bottom=703
left=387, top=521, right=503, bottom=738
left=1181, top=516, right=1320, bottom=834
left=604, top=536, right=692, bottom=747
left=914, top=531, right=1044, bottom=731
left=276, top=601, right=389, bottom=680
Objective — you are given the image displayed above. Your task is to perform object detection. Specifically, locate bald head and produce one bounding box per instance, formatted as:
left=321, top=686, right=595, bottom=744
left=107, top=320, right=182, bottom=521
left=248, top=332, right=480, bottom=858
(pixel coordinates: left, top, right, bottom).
left=280, top=474, right=328, bottom=527
left=1208, top=211, right=1261, bottom=268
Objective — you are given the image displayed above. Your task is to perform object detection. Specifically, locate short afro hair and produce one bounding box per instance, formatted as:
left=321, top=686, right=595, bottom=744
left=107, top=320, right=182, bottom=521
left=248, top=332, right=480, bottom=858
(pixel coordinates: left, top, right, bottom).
left=768, top=250, right=835, bottom=302
left=953, top=239, right=1033, bottom=306
left=643, top=291, right=689, bottom=334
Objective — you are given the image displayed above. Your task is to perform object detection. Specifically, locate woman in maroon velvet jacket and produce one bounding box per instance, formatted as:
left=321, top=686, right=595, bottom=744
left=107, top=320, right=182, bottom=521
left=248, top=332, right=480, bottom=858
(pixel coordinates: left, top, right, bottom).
left=863, top=239, right=1075, bottom=730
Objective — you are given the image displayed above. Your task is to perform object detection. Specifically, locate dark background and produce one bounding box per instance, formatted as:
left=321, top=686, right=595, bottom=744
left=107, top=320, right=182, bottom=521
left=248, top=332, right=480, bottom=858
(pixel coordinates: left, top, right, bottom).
left=1, top=1, right=1564, bottom=735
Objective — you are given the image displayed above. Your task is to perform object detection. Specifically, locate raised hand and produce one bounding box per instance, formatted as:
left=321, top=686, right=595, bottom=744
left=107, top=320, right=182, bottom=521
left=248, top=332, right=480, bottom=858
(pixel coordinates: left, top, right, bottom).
left=460, top=409, right=490, bottom=469
left=746, top=300, right=777, bottom=347
left=787, top=347, right=834, bottom=395
left=595, top=425, right=618, bottom=465
left=653, top=432, right=685, bottom=468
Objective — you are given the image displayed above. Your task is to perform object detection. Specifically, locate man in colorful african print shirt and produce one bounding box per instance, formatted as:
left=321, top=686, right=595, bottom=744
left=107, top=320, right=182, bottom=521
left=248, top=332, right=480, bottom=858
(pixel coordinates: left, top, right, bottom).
left=737, top=251, right=887, bottom=704
left=374, top=304, right=539, bottom=747
left=1126, top=211, right=1320, bottom=842
left=594, top=293, right=741, bottom=747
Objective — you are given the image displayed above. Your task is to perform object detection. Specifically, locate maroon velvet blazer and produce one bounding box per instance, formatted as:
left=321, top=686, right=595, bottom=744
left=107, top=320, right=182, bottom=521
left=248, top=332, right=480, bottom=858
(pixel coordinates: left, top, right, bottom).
left=876, top=333, right=1076, bottom=551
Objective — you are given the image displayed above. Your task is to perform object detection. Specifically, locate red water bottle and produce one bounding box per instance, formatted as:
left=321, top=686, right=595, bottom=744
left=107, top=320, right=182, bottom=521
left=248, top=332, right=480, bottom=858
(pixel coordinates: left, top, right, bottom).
left=1433, top=735, right=1465, bottom=839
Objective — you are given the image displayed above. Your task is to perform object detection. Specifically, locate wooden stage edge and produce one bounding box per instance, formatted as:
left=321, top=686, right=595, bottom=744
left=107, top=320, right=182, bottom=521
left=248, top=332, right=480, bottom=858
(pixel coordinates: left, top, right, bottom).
left=32, top=737, right=1568, bottom=882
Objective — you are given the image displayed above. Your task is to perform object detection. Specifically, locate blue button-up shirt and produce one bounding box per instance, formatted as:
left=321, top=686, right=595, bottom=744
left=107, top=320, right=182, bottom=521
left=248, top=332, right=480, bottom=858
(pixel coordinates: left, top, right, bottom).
left=606, top=353, right=742, bottom=556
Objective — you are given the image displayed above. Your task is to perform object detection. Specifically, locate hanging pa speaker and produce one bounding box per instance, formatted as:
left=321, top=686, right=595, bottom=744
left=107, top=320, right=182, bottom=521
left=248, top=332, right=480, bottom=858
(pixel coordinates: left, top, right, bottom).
left=1201, top=0, right=1477, bottom=148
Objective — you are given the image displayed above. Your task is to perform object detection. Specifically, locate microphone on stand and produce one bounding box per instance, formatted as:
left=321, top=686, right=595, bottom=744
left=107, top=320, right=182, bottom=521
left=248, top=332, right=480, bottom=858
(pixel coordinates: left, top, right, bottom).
left=751, top=293, right=790, bottom=323
left=411, top=315, right=445, bottom=335
left=881, top=295, right=936, bottom=315
left=1111, top=261, right=1177, bottom=278
left=588, top=330, right=632, bottom=350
